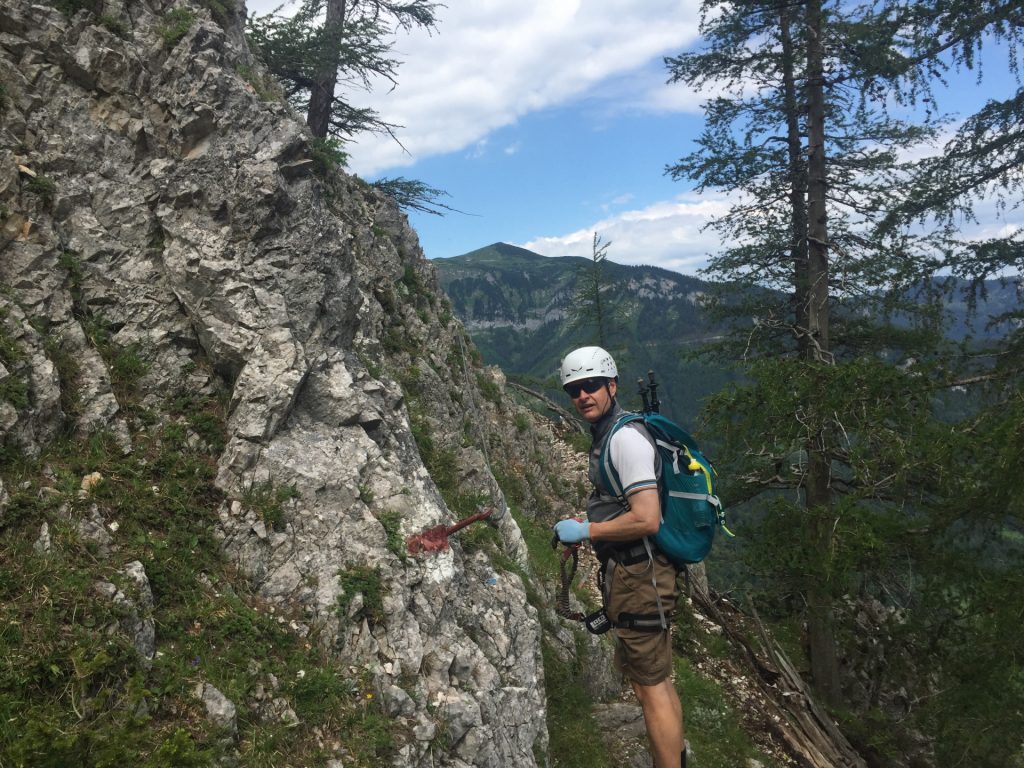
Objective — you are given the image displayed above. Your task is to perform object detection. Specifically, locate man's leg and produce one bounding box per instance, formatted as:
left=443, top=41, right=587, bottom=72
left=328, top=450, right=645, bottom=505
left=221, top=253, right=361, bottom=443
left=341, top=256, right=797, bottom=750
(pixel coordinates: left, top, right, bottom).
left=632, top=676, right=684, bottom=768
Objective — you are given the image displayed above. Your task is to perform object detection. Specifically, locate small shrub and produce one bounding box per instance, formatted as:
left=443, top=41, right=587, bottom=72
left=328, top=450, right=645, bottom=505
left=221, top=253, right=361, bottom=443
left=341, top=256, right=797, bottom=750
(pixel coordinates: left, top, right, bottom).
left=41, top=331, right=82, bottom=426
left=459, top=520, right=502, bottom=555
left=159, top=8, right=195, bottom=48
left=51, top=0, right=102, bottom=18
left=109, top=343, right=149, bottom=400
left=671, top=656, right=772, bottom=768
left=236, top=65, right=283, bottom=102
left=309, top=137, right=348, bottom=176
left=0, top=312, right=29, bottom=409
left=565, top=430, right=591, bottom=454
left=99, top=14, right=130, bottom=37
left=541, top=636, right=612, bottom=768
left=400, top=265, right=423, bottom=295
left=336, top=565, right=385, bottom=625
left=376, top=509, right=406, bottom=560
left=476, top=372, right=501, bottom=404
left=242, top=481, right=299, bottom=532
left=397, top=364, right=422, bottom=395
left=200, top=0, right=234, bottom=27
left=25, top=175, right=56, bottom=206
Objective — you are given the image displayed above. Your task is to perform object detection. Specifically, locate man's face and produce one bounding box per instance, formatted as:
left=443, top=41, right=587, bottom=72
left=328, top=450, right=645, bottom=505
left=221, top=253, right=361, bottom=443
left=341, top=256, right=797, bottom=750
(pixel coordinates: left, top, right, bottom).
left=565, top=377, right=616, bottom=423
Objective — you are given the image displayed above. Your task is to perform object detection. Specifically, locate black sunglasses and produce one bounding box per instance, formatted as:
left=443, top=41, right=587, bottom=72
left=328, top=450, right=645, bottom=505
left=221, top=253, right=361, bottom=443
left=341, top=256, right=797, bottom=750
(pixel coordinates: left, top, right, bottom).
left=564, top=378, right=607, bottom=398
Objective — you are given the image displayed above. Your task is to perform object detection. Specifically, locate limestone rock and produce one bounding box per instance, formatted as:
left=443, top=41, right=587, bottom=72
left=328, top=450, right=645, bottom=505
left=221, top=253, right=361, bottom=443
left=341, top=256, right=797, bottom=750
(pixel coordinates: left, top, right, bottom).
left=33, top=521, right=51, bottom=554
left=93, top=560, right=155, bottom=664
left=0, top=1, right=597, bottom=764
left=194, top=682, right=238, bottom=735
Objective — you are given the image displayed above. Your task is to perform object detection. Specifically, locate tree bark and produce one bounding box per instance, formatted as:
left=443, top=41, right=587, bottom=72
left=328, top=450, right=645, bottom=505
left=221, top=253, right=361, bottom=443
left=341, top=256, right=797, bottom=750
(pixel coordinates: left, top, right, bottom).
left=804, top=0, right=842, bottom=706
left=779, top=5, right=809, bottom=339
left=307, top=0, right=347, bottom=138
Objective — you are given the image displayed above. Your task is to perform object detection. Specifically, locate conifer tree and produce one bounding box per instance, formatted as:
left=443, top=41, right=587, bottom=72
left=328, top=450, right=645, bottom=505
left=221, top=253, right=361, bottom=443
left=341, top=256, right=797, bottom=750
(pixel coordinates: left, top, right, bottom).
left=862, top=3, right=1024, bottom=759
left=669, top=0, right=1023, bottom=754
left=667, top=0, right=947, bottom=705
left=247, top=0, right=438, bottom=143
left=566, top=233, right=628, bottom=350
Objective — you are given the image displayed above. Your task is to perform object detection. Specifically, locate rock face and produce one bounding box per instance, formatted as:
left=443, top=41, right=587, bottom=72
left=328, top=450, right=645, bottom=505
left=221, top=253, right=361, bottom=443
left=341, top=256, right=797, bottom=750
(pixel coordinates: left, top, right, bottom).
left=0, top=2, right=591, bottom=764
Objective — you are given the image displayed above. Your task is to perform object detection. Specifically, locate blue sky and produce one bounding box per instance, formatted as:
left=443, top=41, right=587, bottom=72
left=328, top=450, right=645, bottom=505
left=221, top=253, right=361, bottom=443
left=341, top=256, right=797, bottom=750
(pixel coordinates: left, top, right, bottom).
left=247, top=0, right=1020, bottom=275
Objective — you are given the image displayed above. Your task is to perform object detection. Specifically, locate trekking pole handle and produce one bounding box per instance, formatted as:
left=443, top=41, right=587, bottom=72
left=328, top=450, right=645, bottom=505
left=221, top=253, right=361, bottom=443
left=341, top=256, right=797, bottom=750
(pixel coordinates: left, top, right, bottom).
left=637, top=377, right=650, bottom=413
left=647, top=369, right=660, bottom=413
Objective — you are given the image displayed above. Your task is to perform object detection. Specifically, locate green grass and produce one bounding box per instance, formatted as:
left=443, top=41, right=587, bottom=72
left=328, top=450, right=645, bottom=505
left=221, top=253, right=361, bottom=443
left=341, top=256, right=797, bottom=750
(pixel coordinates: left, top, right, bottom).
left=673, top=655, right=777, bottom=768
left=376, top=508, right=408, bottom=560
left=241, top=480, right=299, bottom=532
left=336, top=565, right=385, bottom=626
left=0, top=311, right=29, bottom=409
left=407, top=403, right=488, bottom=518
left=0, top=384, right=399, bottom=766
left=475, top=372, right=501, bottom=404
left=543, top=637, right=613, bottom=768
left=25, top=176, right=56, bottom=206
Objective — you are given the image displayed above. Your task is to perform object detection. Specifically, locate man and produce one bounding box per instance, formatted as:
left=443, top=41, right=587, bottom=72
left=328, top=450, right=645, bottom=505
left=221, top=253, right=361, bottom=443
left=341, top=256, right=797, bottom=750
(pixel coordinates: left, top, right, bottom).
left=553, top=345, right=687, bottom=768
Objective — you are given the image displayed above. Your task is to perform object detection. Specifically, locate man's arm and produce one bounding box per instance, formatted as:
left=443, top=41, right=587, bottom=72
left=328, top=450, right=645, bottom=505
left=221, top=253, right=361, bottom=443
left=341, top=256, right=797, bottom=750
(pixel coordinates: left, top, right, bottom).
left=589, top=487, right=660, bottom=541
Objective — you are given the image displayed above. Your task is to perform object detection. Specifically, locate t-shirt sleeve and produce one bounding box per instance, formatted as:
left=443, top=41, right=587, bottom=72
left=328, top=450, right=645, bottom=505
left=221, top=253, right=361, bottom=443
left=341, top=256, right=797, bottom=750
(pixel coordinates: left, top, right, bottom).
left=608, top=426, right=658, bottom=497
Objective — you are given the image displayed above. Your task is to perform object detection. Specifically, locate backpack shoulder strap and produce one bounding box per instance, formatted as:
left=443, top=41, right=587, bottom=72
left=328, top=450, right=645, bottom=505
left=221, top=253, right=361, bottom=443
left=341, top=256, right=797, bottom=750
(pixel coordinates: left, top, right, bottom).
left=598, top=412, right=646, bottom=499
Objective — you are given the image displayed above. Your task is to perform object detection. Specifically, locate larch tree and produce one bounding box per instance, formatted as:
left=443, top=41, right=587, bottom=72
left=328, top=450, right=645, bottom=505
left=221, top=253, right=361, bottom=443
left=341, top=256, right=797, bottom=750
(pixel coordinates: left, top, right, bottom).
left=666, top=0, right=948, bottom=706
left=247, top=0, right=458, bottom=215
left=862, top=1, right=1024, bottom=760
left=567, top=233, right=629, bottom=350
left=247, top=0, right=438, bottom=143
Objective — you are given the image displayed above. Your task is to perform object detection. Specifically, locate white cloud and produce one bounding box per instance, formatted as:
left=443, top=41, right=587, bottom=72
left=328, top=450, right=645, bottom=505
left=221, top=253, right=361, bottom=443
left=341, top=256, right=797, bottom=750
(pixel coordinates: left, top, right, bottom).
left=296, top=0, right=706, bottom=175
left=521, top=193, right=730, bottom=274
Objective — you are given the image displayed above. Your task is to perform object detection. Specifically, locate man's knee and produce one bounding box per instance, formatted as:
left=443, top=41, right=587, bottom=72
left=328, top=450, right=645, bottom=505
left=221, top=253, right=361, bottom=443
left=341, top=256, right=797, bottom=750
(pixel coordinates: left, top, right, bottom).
left=632, top=677, right=679, bottom=708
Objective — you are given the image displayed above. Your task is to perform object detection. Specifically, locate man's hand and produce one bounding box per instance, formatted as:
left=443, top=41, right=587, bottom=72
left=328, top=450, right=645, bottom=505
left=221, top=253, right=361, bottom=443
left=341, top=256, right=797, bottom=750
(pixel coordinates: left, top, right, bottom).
left=554, top=518, right=591, bottom=544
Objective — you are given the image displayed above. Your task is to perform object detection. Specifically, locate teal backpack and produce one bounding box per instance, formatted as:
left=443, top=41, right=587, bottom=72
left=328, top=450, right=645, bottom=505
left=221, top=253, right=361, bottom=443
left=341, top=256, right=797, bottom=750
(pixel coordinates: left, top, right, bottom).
left=598, top=410, right=733, bottom=566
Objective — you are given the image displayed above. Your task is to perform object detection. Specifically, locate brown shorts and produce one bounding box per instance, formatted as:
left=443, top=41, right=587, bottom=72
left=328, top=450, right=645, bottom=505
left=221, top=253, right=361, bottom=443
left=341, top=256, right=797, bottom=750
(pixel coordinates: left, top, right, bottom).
left=604, top=552, right=678, bottom=686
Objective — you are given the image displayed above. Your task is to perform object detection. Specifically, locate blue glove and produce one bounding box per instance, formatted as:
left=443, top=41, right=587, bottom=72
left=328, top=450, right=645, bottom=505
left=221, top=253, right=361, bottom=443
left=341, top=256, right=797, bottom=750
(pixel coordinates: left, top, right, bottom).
left=554, top=518, right=591, bottom=544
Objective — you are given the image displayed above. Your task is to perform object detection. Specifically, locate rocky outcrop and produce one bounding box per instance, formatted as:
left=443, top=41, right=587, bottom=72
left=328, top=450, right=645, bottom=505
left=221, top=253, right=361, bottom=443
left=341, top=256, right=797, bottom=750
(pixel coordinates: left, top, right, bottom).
left=0, top=1, right=593, bottom=764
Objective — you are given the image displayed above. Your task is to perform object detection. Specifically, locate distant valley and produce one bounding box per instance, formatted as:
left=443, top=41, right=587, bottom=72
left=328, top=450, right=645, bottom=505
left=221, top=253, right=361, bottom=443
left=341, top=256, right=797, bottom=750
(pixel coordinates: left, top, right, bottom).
left=435, top=242, right=1021, bottom=429
left=434, top=243, right=737, bottom=427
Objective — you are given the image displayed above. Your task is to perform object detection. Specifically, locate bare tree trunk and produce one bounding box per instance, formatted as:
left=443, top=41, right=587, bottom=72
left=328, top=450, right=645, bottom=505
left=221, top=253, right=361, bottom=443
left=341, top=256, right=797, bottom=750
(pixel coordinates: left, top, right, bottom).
left=779, top=5, right=808, bottom=337
left=307, top=0, right=347, bottom=138
left=804, top=0, right=841, bottom=706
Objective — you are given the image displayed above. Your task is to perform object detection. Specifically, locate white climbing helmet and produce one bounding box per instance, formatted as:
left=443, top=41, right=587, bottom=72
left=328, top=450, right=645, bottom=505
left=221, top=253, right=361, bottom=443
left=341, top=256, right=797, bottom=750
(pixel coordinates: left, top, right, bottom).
left=559, top=346, right=618, bottom=386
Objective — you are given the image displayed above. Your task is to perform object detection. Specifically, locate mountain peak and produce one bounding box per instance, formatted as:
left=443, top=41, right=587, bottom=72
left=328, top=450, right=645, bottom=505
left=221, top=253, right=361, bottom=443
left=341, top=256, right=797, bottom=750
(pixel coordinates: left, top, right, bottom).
left=444, top=242, right=554, bottom=264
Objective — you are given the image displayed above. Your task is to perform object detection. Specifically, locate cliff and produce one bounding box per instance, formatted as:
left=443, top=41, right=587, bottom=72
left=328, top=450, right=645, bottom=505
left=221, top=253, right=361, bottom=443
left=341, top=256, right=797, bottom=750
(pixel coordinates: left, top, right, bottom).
left=0, top=1, right=600, bottom=764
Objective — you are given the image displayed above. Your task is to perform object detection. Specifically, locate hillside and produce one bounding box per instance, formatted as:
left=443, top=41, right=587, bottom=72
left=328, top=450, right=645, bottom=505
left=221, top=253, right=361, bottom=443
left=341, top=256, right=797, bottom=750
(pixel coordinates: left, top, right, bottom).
left=4, top=2, right=1013, bottom=765
left=0, top=4, right=582, bottom=764
left=437, top=243, right=1021, bottom=427
left=436, top=243, right=735, bottom=426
